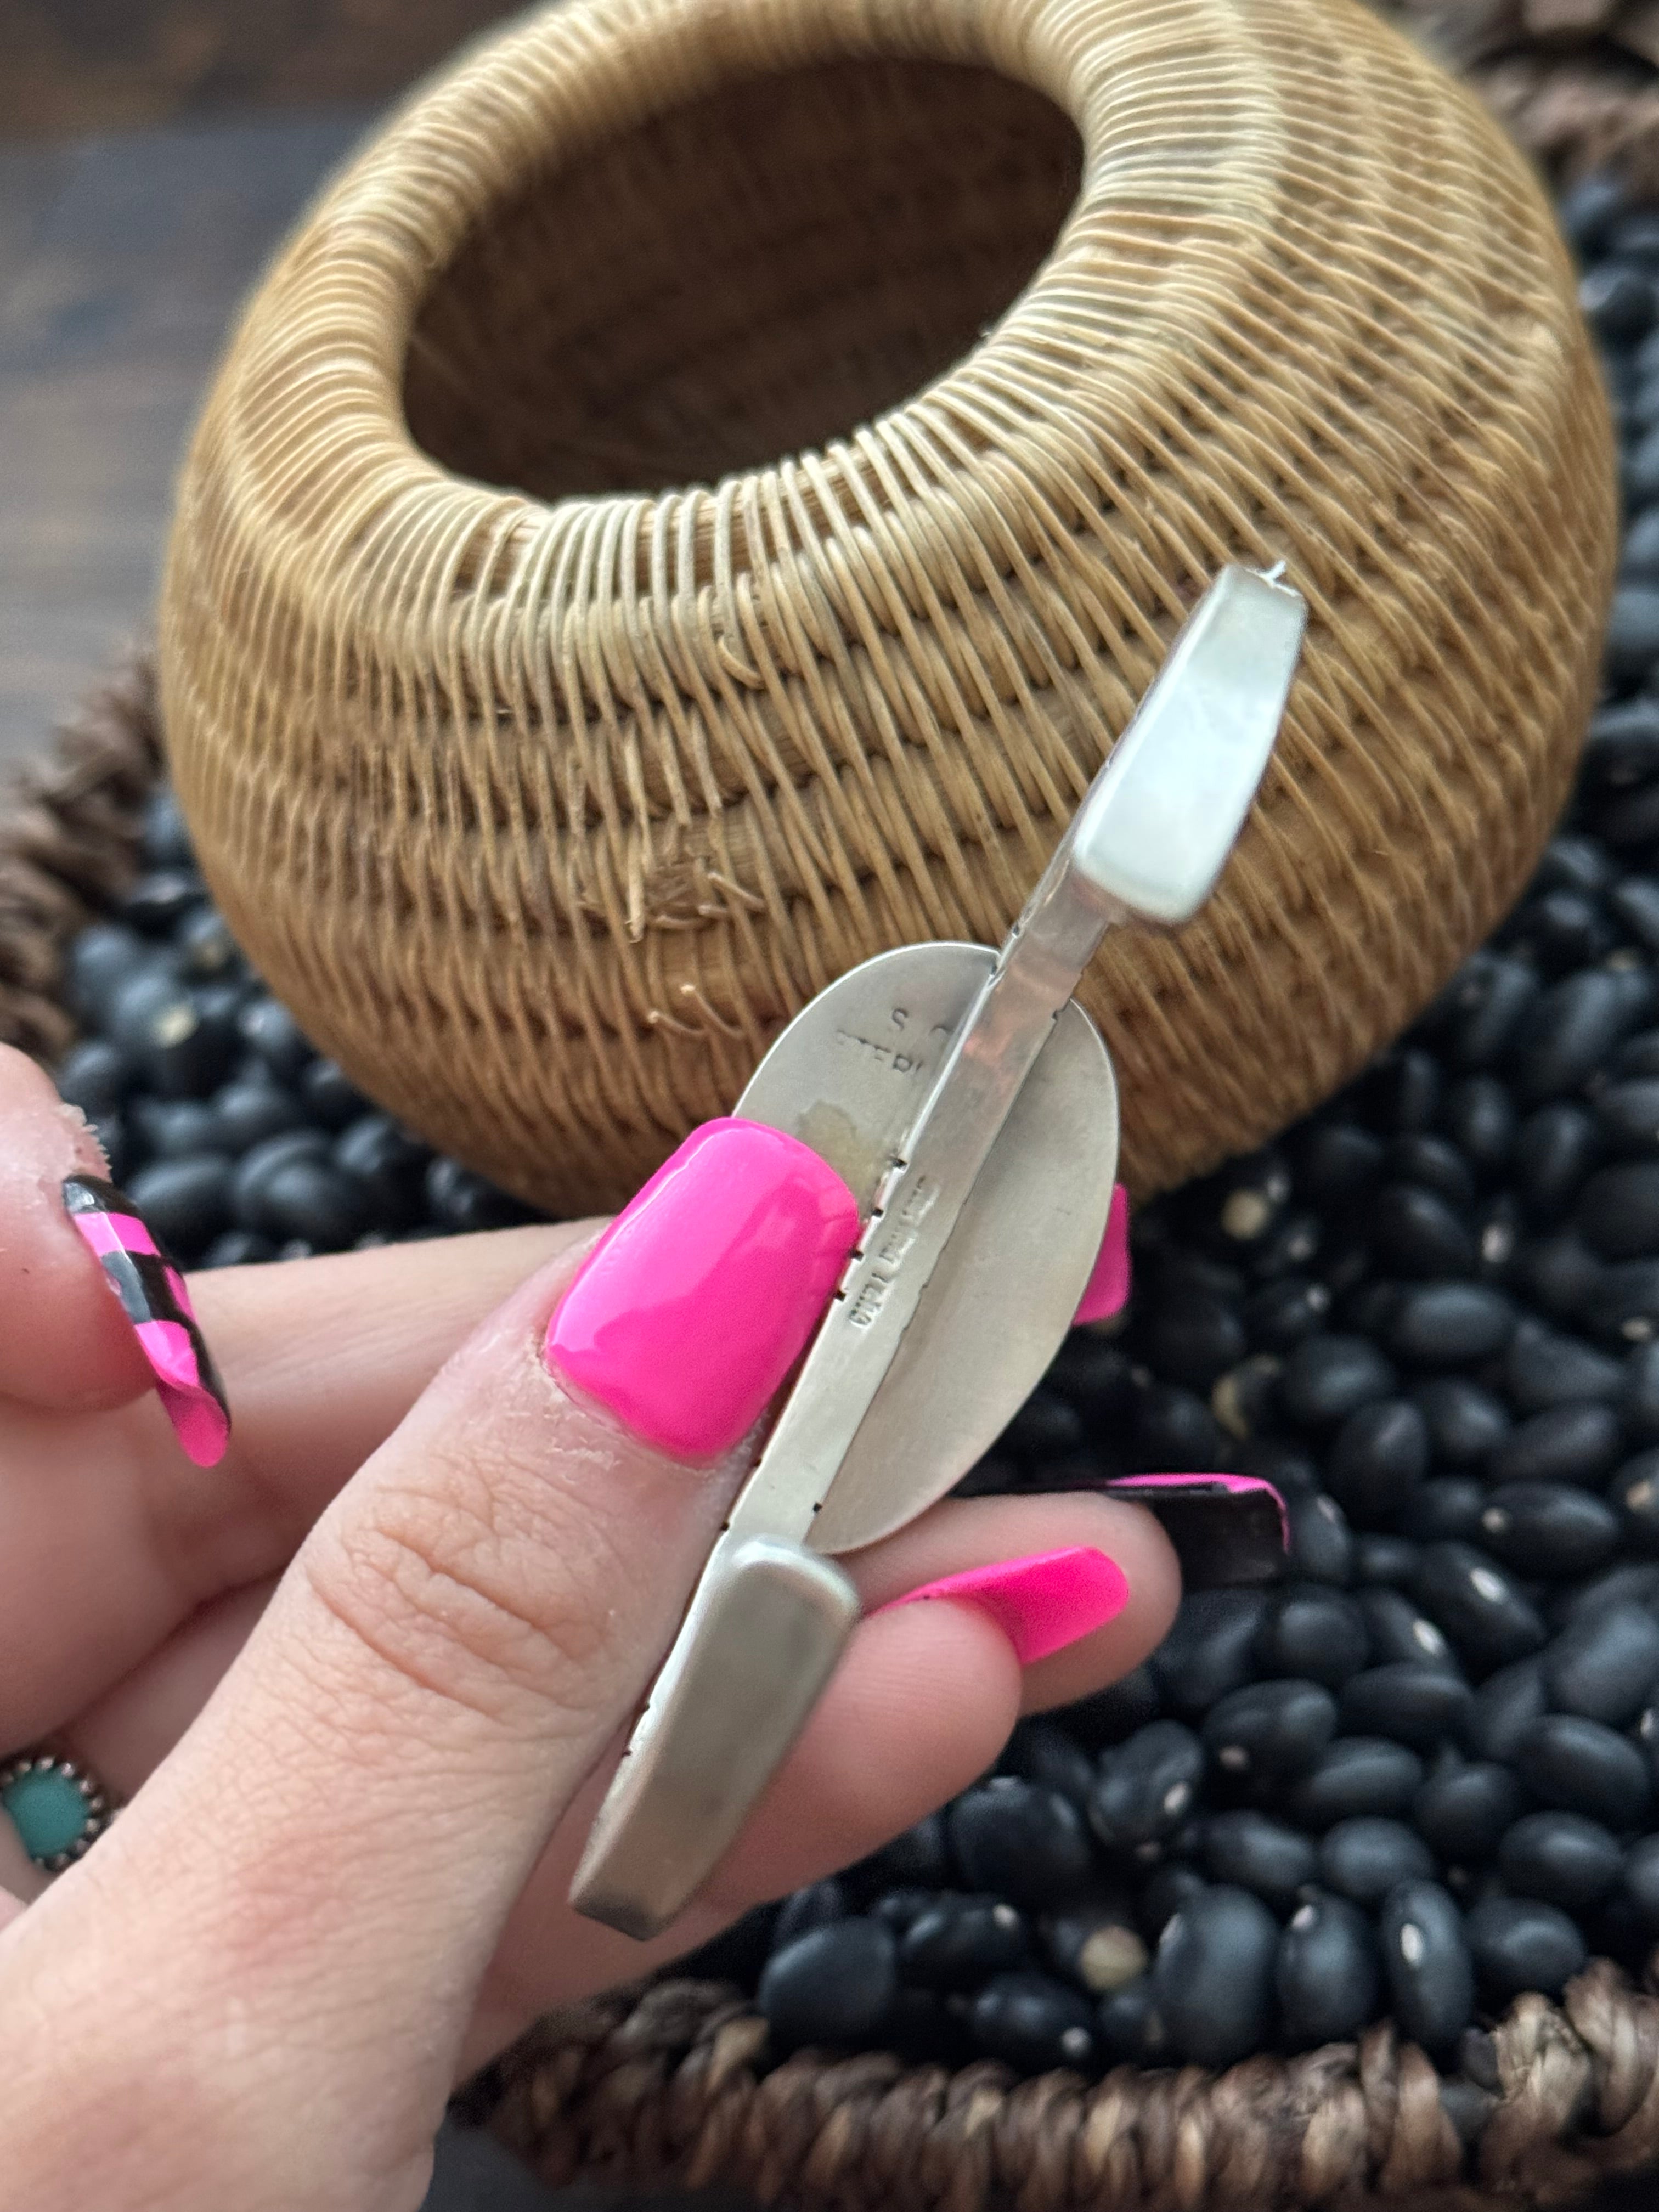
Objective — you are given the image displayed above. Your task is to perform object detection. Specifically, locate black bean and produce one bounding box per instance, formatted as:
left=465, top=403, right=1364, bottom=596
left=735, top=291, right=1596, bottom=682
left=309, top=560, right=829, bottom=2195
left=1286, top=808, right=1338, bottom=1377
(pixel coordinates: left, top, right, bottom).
left=1296, top=1121, right=1384, bottom=1204
left=1043, top=1904, right=1147, bottom=1994
left=1285, top=1491, right=1355, bottom=1584
left=1598, top=780, right=1659, bottom=845
left=1595, top=1080, right=1659, bottom=1161
left=1137, top=1863, right=1208, bottom=1943
left=1242, top=1276, right=1333, bottom=1351
left=1000, top=1390, right=1084, bottom=1459
left=230, top=1130, right=333, bottom=1234
left=1287, top=1739, right=1426, bottom=1827
left=1199, top=1811, right=1317, bottom=1908
left=1611, top=1451, right=1659, bottom=1552
left=236, top=994, right=314, bottom=1085
left=65, top=923, right=154, bottom=1027
left=1577, top=1161, right=1659, bottom=1262
left=1476, top=1485, right=1622, bottom=1579
left=138, top=787, right=194, bottom=870
left=248, top=1156, right=373, bottom=1251
left=1048, top=1337, right=1139, bottom=1425
left=1464, top=1659, right=1549, bottom=1762
left=1254, top=1586, right=1368, bottom=1689
left=130, top=1098, right=220, bottom=1162
left=1514, top=1104, right=1604, bottom=1218
left=1625, top=1344, right=1659, bottom=1438
left=1386, top=1136, right=1477, bottom=1211
left=1402, top=1479, right=1487, bottom=1545
left=758, top=1920, right=896, bottom=2051
left=1555, top=1561, right=1659, bottom=1625
left=1339, top=1665, right=1472, bottom=1751
left=1504, top=1325, right=1625, bottom=1410
left=1149, top=1887, right=1279, bottom=2069
left=772, top=1878, right=847, bottom=1949
left=1439, top=1077, right=1515, bottom=1176
left=109, top=968, right=236, bottom=1098
left=971, top=1971, right=1096, bottom=2071
left=1498, top=1811, right=1623, bottom=1909
left=297, top=1057, right=369, bottom=1131
left=201, top=1229, right=276, bottom=1268
left=1610, top=882, right=1659, bottom=954
left=1607, top=584, right=1659, bottom=682
left=1279, top=1335, right=1397, bottom=1427
left=1097, top=1977, right=1171, bottom=2063
left=1150, top=1590, right=1268, bottom=1718
left=1358, top=1588, right=1458, bottom=1671
left=1516, top=1714, right=1653, bottom=1829
left=118, top=868, right=202, bottom=936
left=1513, top=889, right=1615, bottom=973
left=1390, top=1285, right=1517, bottom=1368
left=1466, top=1897, right=1587, bottom=2002
left=1201, top=1680, right=1338, bottom=1785
left=173, top=903, right=240, bottom=978
left=1090, top=1723, right=1205, bottom=1850
left=1509, top=973, right=1637, bottom=1105
left=1327, top=1400, right=1429, bottom=1524
left=424, top=1156, right=538, bottom=1234
left=55, top=1037, right=132, bottom=1121
left=1206, top=1148, right=1293, bottom=1242
left=1585, top=1257, right=1659, bottom=1344
left=1543, top=1604, right=1659, bottom=1725
left=125, top=1155, right=234, bottom=1262
left=1410, top=1378, right=1510, bottom=1464
left=1002, top=1720, right=1095, bottom=1811
left=210, top=1079, right=305, bottom=1155
left=1210, top=1354, right=1283, bottom=1441
left=863, top=1814, right=951, bottom=1891
left=1621, top=1833, right=1659, bottom=1927
left=949, top=1780, right=1093, bottom=1909
left=1414, top=1544, right=1547, bottom=1671
left=1511, top=1232, right=1606, bottom=1319
left=1065, top=1666, right=1162, bottom=1752
left=1413, top=1763, right=1522, bottom=1865
left=1379, top=1881, right=1475, bottom=2053
left=1561, top=170, right=1627, bottom=251
left=1318, top=1818, right=1434, bottom=1906
left=1276, top=1894, right=1381, bottom=2050
left=1489, top=1404, right=1624, bottom=1491
left=1352, top=1535, right=1424, bottom=1589
left=1446, top=956, right=1541, bottom=1071
left=1583, top=264, right=1656, bottom=342
left=899, top=1895, right=1028, bottom=1989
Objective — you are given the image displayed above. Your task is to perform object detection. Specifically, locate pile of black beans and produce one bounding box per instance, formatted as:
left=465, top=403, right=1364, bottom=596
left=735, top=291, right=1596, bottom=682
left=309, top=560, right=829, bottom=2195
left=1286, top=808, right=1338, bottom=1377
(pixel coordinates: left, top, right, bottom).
left=45, top=169, right=1659, bottom=2105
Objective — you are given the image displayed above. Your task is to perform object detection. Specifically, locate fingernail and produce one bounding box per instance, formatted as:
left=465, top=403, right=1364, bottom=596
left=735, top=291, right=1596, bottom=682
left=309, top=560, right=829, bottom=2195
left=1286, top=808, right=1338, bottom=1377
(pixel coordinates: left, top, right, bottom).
left=1074, top=1184, right=1131, bottom=1324
left=881, top=1546, right=1130, bottom=1664
left=1104, top=1473, right=1288, bottom=1588
left=61, top=1174, right=231, bottom=1468
left=545, top=1118, right=860, bottom=1460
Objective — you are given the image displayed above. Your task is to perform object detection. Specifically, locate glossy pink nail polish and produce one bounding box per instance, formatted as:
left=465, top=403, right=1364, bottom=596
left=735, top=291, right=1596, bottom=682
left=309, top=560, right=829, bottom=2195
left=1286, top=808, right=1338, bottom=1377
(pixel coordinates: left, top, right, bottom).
left=1074, top=1184, right=1131, bottom=1324
left=545, top=1118, right=860, bottom=1461
left=882, top=1546, right=1130, bottom=1664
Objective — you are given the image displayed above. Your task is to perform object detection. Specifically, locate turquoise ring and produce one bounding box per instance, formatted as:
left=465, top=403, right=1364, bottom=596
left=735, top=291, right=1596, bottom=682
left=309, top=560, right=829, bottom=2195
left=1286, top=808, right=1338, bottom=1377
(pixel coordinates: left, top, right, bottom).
left=0, top=1751, right=113, bottom=1872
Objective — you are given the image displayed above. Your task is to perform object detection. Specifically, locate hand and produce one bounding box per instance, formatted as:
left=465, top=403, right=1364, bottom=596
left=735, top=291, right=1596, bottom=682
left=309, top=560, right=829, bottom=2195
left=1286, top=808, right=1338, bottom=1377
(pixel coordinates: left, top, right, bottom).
left=0, top=1046, right=1180, bottom=2210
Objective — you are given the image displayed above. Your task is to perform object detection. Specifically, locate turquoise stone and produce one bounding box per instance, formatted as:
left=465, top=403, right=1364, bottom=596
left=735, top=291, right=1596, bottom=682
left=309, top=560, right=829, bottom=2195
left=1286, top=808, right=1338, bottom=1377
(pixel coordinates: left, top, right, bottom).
left=2, top=1768, right=89, bottom=1861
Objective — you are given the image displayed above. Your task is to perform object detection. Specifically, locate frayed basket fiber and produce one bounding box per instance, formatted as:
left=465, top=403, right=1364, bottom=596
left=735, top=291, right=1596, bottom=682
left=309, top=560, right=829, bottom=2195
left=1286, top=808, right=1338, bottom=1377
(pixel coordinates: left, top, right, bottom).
left=157, top=0, right=1613, bottom=1220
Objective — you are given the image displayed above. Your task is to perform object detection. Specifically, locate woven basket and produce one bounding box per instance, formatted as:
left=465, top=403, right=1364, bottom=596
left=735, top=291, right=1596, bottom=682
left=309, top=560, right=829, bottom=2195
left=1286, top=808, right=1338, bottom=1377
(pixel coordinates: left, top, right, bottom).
left=9, top=686, right=1659, bottom=2209
left=157, top=0, right=1615, bottom=1220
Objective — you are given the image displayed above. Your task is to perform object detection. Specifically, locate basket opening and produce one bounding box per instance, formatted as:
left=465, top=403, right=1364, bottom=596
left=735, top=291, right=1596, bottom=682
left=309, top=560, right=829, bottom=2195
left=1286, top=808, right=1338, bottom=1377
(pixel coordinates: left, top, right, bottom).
left=403, top=57, right=1082, bottom=503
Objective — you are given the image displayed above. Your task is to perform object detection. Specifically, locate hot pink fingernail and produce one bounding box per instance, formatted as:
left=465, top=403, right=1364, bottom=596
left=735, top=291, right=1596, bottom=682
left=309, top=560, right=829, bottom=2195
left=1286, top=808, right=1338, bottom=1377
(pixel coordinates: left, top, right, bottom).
left=1074, top=1184, right=1131, bottom=1324
left=881, top=1546, right=1130, bottom=1664
left=545, top=1118, right=860, bottom=1460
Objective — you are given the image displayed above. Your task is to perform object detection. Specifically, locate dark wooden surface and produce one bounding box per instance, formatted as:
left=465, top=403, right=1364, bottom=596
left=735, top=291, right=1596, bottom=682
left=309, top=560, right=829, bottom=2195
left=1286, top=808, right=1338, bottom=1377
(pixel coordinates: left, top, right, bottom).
left=0, top=106, right=376, bottom=771
left=0, top=1, right=515, bottom=138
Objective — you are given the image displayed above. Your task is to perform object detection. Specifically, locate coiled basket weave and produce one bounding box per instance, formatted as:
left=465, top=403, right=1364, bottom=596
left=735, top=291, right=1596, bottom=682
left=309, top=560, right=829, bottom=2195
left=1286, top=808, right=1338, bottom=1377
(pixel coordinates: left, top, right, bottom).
left=157, top=0, right=1615, bottom=1218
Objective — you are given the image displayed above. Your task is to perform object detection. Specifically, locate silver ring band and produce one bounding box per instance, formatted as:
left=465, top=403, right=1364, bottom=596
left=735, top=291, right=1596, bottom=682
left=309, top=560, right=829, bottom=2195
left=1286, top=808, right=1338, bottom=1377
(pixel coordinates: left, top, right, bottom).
left=0, top=1750, right=115, bottom=1871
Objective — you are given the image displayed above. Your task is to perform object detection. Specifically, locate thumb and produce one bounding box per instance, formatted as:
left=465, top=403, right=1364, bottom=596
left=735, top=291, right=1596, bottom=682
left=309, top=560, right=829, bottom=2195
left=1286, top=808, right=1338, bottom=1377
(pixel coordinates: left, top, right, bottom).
left=1, top=1121, right=857, bottom=2211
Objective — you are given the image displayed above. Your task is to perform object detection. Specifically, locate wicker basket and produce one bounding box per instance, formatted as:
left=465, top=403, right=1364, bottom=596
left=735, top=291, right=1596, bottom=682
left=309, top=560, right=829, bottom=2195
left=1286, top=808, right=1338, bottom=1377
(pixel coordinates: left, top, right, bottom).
left=156, top=0, right=1614, bottom=1221
left=9, top=682, right=1659, bottom=2211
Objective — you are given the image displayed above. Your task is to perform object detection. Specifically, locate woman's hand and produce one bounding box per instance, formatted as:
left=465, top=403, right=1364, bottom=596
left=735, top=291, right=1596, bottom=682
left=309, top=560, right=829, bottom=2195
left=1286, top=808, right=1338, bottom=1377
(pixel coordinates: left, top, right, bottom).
left=0, top=1044, right=1180, bottom=2210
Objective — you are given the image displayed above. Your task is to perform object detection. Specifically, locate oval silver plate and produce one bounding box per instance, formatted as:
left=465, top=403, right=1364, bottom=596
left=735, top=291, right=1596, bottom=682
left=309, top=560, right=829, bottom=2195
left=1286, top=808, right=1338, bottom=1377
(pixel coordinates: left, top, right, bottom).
left=736, top=942, right=1119, bottom=1555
